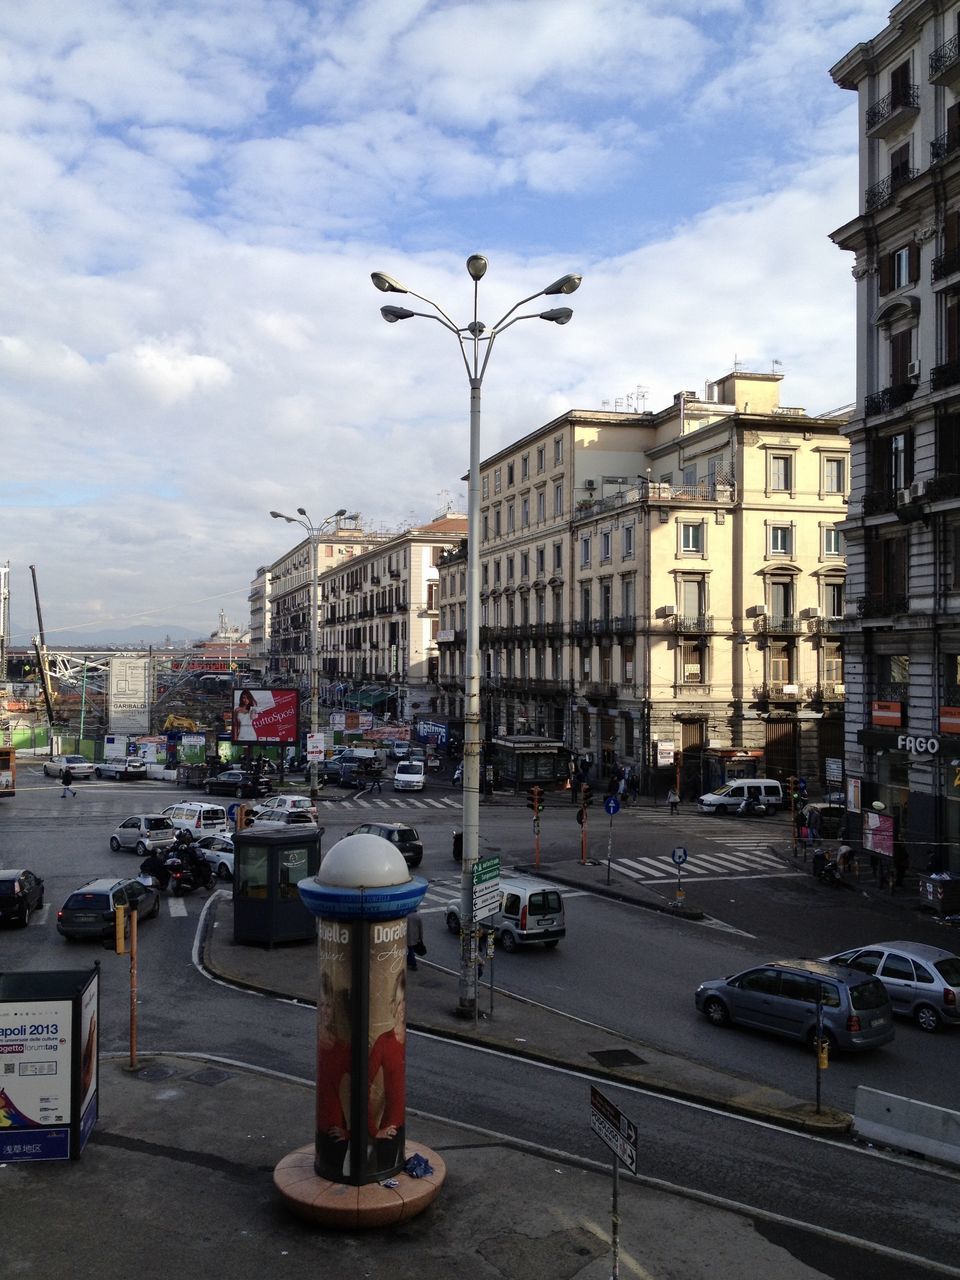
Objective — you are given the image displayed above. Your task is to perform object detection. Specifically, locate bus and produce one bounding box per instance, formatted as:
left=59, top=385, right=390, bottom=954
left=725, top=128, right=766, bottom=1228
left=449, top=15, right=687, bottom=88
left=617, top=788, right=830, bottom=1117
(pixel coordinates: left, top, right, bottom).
left=0, top=746, right=14, bottom=798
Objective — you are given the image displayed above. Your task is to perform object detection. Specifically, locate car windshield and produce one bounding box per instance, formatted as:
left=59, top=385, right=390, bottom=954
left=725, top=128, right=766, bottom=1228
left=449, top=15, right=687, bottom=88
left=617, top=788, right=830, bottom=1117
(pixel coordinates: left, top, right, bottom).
left=849, top=977, right=890, bottom=1010
left=394, top=827, right=418, bottom=842
left=712, top=785, right=734, bottom=796
left=145, top=818, right=173, bottom=831
left=934, top=957, right=960, bottom=985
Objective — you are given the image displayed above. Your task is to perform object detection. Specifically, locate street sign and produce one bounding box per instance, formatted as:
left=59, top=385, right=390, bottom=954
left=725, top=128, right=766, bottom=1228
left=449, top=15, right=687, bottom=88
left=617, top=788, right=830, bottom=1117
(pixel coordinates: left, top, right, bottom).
left=472, top=856, right=501, bottom=885
left=473, top=856, right=501, bottom=922
left=227, top=803, right=240, bottom=821
left=590, top=1086, right=637, bottom=1173
left=306, top=732, right=325, bottom=761
left=603, top=795, right=620, bottom=816
left=671, top=846, right=688, bottom=866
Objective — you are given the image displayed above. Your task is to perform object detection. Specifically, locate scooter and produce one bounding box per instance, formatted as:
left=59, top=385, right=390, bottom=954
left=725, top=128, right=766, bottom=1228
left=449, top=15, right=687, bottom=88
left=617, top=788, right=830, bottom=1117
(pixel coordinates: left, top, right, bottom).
left=736, top=798, right=767, bottom=817
left=166, top=853, right=215, bottom=895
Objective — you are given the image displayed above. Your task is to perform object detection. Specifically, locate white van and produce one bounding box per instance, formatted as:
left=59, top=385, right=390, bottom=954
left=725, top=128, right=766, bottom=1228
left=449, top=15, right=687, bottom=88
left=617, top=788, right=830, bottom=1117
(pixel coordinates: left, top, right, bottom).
left=697, top=779, right=784, bottom=815
left=393, top=760, right=425, bottom=791
left=445, top=874, right=566, bottom=951
left=161, top=802, right=229, bottom=835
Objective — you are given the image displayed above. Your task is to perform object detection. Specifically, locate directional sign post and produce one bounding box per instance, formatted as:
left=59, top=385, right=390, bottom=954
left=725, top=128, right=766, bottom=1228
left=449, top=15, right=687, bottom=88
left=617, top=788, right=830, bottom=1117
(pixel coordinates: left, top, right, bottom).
left=603, top=794, right=620, bottom=884
left=590, top=1086, right=637, bottom=1280
left=671, top=846, right=688, bottom=905
left=472, top=857, right=501, bottom=1027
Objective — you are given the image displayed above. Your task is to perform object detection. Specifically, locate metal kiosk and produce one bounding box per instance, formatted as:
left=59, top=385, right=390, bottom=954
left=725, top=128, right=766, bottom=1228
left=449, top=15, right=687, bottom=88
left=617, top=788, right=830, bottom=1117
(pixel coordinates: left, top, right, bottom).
left=233, top=827, right=323, bottom=946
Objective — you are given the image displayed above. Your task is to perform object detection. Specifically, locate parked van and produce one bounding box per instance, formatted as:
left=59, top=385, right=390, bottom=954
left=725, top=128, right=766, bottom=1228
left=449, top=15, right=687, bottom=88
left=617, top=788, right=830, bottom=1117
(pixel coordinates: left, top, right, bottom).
left=161, top=802, right=229, bottom=836
left=445, top=874, right=566, bottom=951
left=393, top=760, right=425, bottom=791
left=697, top=778, right=784, bottom=815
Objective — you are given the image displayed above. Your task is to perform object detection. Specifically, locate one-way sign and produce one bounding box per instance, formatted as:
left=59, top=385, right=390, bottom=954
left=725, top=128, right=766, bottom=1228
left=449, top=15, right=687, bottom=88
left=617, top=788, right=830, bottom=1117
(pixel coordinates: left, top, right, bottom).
left=589, top=1086, right=637, bottom=1173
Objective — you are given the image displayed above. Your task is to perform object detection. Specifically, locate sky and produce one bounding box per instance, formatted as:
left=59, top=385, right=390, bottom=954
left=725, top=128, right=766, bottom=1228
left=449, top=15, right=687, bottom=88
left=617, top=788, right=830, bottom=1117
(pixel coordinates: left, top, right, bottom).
left=0, top=0, right=893, bottom=644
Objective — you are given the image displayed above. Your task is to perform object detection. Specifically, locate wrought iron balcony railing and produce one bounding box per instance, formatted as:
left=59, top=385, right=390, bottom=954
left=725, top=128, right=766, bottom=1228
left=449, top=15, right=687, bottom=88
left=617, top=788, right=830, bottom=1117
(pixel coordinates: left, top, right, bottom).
left=864, top=169, right=920, bottom=212
left=857, top=594, right=909, bottom=618
left=866, top=84, right=919, bottom=132
left=931, top=359, right=960, bottom=391
left=864, top=381, right=918, bottom=416
left=930, top=33, right=960, bottom=80
left=931, top=127, right=960, bottom=165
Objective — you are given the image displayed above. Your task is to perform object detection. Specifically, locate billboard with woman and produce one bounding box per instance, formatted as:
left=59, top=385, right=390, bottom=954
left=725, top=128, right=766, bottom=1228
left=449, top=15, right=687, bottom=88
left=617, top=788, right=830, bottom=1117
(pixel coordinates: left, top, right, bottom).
left=231, top=688, right=299, bottom=744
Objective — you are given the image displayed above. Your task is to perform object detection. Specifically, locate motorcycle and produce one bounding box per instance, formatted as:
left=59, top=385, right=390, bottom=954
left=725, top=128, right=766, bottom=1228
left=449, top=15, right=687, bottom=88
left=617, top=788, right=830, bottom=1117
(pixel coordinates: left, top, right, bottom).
left=736, top=798, right=767, bottom=817
left=166, top=853, right=215, bottom=895
left=813, top=855, right=843, bottom=886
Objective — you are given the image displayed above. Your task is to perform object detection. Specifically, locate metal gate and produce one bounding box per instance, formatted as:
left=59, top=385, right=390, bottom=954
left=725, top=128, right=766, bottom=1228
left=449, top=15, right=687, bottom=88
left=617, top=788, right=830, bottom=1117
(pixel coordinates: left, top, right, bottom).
left=764, top=719, right=797, bottom=780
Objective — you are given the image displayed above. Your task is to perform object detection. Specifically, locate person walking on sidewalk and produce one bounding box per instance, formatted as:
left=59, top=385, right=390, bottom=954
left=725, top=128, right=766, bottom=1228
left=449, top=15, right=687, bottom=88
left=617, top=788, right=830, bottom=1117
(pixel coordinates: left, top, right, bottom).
left=61, top=766, right=76, bottom=798
left=667, top=786, right=680, bottom=815
left=406, top=910, right=424, bottom=970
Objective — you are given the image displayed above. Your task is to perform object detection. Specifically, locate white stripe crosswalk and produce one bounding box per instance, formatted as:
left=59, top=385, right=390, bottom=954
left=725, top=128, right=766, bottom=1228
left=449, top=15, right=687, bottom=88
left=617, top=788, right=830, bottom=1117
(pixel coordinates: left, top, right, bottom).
left=608, top=846, right=798, bottom=884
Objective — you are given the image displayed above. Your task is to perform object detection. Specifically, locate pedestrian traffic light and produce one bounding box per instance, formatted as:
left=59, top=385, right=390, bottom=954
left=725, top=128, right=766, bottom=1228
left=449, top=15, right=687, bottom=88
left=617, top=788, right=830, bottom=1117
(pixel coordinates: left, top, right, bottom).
left=581, top=784, right=593, bottom=807
left=527, top=785, right=544, bottom=813
left=235, top=804, right=255, bottom=832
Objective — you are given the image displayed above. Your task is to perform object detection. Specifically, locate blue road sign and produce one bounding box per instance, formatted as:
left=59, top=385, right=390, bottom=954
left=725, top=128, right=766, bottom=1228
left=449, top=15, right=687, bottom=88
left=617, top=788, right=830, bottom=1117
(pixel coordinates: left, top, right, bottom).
left=671, top=846, right=688, bottom=866
left=604, top=795, right=620, bottom=816
left=227, top=803, right=240, bottom=821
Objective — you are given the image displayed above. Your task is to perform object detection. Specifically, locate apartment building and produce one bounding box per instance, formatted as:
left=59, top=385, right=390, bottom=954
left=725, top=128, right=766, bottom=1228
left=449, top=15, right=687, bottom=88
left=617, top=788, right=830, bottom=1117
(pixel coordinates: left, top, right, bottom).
left=438, top=372, right=849, bottom=793
left=316, top=515, right=467, bottom=724
left=831, top=0, right=960, bottom=868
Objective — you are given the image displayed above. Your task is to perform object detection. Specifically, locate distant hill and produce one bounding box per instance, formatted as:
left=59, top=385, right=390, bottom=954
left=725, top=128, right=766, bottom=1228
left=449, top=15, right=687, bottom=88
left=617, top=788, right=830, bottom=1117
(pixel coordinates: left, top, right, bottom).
left=8, top=620, right=204, bottom=648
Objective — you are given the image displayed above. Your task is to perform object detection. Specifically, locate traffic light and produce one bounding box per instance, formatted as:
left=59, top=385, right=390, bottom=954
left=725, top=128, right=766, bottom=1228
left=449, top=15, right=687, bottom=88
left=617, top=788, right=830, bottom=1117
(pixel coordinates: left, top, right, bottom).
left=526, top=786, right=544, bottom=813
left=235, top=804, right=256, bottom=833
left=581, top=784, right=593, bottom=807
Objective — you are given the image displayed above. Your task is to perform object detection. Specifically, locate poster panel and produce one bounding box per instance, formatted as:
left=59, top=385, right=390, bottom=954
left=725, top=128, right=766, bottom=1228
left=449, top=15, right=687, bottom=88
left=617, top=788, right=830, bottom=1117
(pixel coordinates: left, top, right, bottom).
left=315, top=919, right=353, bottom=1182
left=231, top=688, right=299, bottom=744
left=365, top=918, right=407, bottom=1179
left=0, top=998, right=73, bottom=1161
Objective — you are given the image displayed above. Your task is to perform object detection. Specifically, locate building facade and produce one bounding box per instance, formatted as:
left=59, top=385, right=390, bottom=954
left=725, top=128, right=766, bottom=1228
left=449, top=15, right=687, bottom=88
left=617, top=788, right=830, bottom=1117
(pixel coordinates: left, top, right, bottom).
left=438, top=372, right=850, bottom=793
left=832, top=0, right=960, bottom=870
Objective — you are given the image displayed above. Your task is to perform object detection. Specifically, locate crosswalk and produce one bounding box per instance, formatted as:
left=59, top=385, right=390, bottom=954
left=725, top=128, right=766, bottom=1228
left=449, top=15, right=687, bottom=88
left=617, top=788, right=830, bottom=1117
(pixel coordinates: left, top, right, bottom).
left=606, top=836, right=800, bottom=885
left=317, top=794, right=462, bottom=813
left=416, top=875, right=590, bottom=917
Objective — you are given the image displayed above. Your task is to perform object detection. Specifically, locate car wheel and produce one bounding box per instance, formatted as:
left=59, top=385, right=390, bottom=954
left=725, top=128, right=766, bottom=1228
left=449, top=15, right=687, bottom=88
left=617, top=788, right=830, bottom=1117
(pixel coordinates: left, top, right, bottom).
left=135, top=841, right=148, bottom=857
left=714, top=805, right=728, bottom=816
left=95, top=767, right=104, bottom=779
left=703, top=996, right=730, bottom=1027
left=110, top=836, right=121, bottom=852
left=409, top=855, right=423, bottom=868
left=236, top=786, right=244, bottom=798
left=500, top=929, right=517, bottom=953
left=217, top=862, right=232, bottom=880
left=915, top=1003, right=941, bottom=1033
left=149, top=896, right=161, bottom=918
left=20, top=904, right=30, bottom=928
left=204, top=783, right=213, bottom=795
left=445, top=911, right=460, bottom=935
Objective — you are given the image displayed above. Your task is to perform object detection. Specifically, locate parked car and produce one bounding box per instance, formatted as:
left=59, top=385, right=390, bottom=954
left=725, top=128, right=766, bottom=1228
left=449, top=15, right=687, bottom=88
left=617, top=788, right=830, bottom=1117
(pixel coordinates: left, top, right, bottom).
left=109, top=814, right=178, bottom=856
left=196, top=834, right=235, bottom=880
left=821, top=941, right=960, bottom=1032
left=95, top=757, right=147, bottom=780
left=253, top=794, right=317, bottom=821
left=348, top=821, right=423, bottom=868
left=695, top=958, right=895, bottom=1052
left=445, top=875, right=566, bottom=951
left=393, top=760, right=425, bottom=792
left=43, top=754, right=95, bottom=780
left=0, top=869, right=45, bottom=927
left=57, top=876, right=160, bottom=941
left=251, top=809, right=317, bottom=829
left=204, top=769, right=271, bottom=798
left=161, top=802, right=229, bottom=836
left=697, top=779, right=784, bottom=815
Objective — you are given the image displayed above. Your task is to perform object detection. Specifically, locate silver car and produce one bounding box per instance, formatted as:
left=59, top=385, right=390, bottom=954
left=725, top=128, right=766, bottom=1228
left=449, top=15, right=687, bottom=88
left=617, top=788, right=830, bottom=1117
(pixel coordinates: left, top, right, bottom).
left=43, top=754, right=95, bottom=780
left=695, top=958, right=895, bottom=1052
left=196, top=834, right=235, bottom=880
left=109, top=814, right=177, bottom=857
left=822, top=941, right=960, bottom=1033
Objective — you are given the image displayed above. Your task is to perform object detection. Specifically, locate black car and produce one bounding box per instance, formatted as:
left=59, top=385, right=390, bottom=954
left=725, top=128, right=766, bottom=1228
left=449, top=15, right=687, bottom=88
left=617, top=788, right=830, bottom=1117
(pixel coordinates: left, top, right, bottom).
left=204, top=769, right=271, bottom=799
left=57, top=876, right=160, bottom=941
left=348, top=822, right=423, bottom=868
left=0, top=869, right=45, bottom=927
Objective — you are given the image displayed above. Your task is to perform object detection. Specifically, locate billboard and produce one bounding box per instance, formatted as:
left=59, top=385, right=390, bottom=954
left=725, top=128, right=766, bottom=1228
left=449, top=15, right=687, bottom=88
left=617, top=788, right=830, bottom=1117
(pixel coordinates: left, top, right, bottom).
left=231, top=688, right=299, bottom=744
left=108, top=657, right=150, bottom=734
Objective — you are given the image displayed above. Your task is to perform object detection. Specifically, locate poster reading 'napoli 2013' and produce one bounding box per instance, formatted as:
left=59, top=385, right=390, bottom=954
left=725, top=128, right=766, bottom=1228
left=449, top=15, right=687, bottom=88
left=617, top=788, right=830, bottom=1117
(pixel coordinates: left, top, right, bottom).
left=231, top=688, right=299, bottom=745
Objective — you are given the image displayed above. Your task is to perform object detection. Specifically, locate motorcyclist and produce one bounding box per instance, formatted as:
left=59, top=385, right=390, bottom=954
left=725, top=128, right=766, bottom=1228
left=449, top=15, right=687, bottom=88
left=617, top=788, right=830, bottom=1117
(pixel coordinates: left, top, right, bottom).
left=139, top=851, right=171, bottom=891
left=174, top=829, right=213, bottom=888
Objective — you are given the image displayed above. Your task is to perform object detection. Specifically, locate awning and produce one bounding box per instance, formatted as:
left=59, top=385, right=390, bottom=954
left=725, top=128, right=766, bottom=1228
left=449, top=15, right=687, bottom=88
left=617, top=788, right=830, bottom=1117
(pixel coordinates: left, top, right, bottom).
left=356, top=688, right=393, bottom=708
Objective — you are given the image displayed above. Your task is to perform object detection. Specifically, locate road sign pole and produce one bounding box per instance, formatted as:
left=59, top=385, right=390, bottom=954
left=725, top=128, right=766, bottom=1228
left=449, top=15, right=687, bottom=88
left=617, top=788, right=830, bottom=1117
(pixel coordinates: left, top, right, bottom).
left=611, top=1154, right=620, bottom=1280
left=534, top=818, right=541, bottom=870
left=606, top=814, right=613, bottom=885
left=580, top=810, right=587, bottom=864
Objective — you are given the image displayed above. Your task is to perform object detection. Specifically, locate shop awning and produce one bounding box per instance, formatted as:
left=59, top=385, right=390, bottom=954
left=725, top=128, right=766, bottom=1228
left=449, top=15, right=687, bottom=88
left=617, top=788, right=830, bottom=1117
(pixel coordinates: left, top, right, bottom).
left=356, top=688, right=393, bottom=708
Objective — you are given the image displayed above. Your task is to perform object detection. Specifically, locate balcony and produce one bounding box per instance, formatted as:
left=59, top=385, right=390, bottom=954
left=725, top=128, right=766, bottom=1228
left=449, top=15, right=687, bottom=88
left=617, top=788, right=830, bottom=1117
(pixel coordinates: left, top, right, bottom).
left=864, top=169, right=920, bottom=213
left=927, top=473, right=960, bottom=501
left=754, top=615, right=799, bottom=634
left=613, top=615, right=636, bottom=634
left=930, top=33, right=960, bottom=87
left=811, top=682, right=845, bottom=702
left=866, top=84, right=919, bottom=137
left=862, top=488, right=899, bottom=515
left=754, top=682, right=801, bottom=702
left=813, top=616, right=845, bottom=635
left=857, top=594, right=909, bottom=618
left=864, top=382, right=918, bottom=416
left=675, top=614, right=713, bottom=633
left=644, top=481, right=736, bottom=505
left=932, top=246, right=960, bottom=283
left=931, top=359, right=960, bottom=391
left=583, top=682, right=618, bottom=702
left=932, top=127, right=960, bottom=166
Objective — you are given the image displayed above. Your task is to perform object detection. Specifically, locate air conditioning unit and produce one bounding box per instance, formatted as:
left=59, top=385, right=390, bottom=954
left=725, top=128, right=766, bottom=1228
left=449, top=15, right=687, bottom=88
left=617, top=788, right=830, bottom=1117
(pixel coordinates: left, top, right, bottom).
left=661, top=604, right=676, bottom=617
left=907, top=360, right=921, bottom=381
left=753, top=604, right=767, bottom=616
left=584, top=479, right=596, bottom=490
left=896, top=487, right=913, bottom=508
left=909, top=479, right=927, bottom=501
left=806, top=606, right=822, bottom=619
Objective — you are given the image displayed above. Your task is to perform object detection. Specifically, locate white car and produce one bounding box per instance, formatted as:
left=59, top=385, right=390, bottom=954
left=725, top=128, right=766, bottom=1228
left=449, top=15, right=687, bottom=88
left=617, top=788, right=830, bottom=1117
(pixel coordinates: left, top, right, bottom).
left=393, top=760, right=425, bottom=791
left=196, top=834, right=235, bottom=880
left=43, top=754, right=95, bottom=780
left=252, top=793, right=317, bottom=821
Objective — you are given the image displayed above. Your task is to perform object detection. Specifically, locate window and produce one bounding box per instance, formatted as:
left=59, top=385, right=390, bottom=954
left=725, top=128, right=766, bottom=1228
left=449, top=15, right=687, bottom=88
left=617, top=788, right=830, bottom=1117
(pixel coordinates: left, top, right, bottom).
left=506, top=462, right=514, bottom=486
left=681, top=641, right=704, bottom=684
left=769, top=525, right=792, bottom=556
left=535, top=546, right=545, bottom=576
left=824, top=457, right=846, bottom=494
left=494, top=468, right=502, bottom=495
left=770, top=579, right=793, bottom=623
left=554, top=436, right=563, bottom=465
left=580, top=584, right=591, bottom=621
left=580, top=535, right=591, bottom=568
left=536, top=445, right=545, bottom=473
left=482, top=476, right=489, bottom=500
left=521, top=551, right=529, bottom=579
left=600, top=531, right=612, bottom=562
left=521, top=454, right=529, bottom=481
left=623, top=523, right=634, bottom=558
left=825, top=581, right=844, bottom=617
left=507, top=503, right=515, bottom=533
left=482, top=513, right=489, bottom=542
left=494, top=507, right=501, bottom=536
left=554, top=482, right=563, bottom=517
left=481, top=563, right=489, bottom=588
left=822, top=641, right=843, bottom=683
left=622, top=576, right=635, bottom=618
left=681, top=522, right=704, bottom=554
left=493, top=559, right=501, bottom=585
left=890, top=140, right=912, bottom=187
left=890, top=327, right=913, bottom=386
left=682, top=463, right=697, bottom=487
left=622, top=643, right=634, bottom=683
left=769, top=640, right=792, bottom=684
left=873, top=430, right=913, bottom=491
left=506, top=555, right=514, bottom=582
left=770, top=454, right=793, bottom=492
left=681, top=577, right=704, bottom=622
left=537, top=491, right=546, bottom=523
left=824, top=526, right=844, bottom=556
left=600, top=580, right=613, bottom=621
left=521, top=496, right=530, bottom=528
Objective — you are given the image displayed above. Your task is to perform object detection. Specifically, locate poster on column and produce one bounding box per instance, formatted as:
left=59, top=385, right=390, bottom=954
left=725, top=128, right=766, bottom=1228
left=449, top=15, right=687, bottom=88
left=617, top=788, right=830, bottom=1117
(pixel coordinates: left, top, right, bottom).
left=315, top=919, right=353, bottom=1182
left=365, top=917, right=407, bottom=1178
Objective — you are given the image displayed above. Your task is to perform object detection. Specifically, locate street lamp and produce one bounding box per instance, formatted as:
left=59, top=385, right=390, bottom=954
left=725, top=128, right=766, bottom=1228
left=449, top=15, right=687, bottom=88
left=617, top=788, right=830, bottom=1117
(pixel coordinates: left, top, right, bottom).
left=270, top=507, right=348, bottom=800
left=371, top=255, right=582, bottom=1016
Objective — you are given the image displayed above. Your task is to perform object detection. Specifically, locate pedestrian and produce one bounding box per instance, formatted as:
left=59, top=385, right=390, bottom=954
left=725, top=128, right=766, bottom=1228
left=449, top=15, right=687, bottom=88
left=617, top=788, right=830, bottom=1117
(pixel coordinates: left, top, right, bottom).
left=667, top=786, right=680, bottom=816
left=60, top=766, right=76, bottom=798
left=368, top=763, right=383, bottom=795
left=406, top=910, right=424, bottom=970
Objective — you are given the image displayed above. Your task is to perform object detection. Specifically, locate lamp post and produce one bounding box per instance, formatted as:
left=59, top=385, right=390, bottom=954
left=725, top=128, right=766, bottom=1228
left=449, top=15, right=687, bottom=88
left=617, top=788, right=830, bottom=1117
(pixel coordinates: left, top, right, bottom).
left=371, top=255, right=582, bottom=1015
left=270, top=507, right=348, bottom=800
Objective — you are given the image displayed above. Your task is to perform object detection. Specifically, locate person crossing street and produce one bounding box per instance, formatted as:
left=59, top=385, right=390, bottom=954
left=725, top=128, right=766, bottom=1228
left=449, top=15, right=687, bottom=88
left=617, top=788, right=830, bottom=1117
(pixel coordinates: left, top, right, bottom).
left=61, top=766, right=76, bottom=798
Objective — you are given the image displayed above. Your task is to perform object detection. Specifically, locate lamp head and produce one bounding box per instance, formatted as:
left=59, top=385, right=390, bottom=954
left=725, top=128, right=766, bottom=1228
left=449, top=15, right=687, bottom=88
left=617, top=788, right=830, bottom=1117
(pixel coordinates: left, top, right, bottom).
left=334, top=508, right=347, bottom=518
left=371, top=272, right=408, bottom=294
left=296, top=507, right=307, bottom=516
left=381, top=305, right=415, bottom=323
left=540, top=307, right=573, bottom=325
left=466, top=254, right=488, bottom=281
left=269, top=511, right=281, bottom=519
left=543, top=273, right=582, bottom=296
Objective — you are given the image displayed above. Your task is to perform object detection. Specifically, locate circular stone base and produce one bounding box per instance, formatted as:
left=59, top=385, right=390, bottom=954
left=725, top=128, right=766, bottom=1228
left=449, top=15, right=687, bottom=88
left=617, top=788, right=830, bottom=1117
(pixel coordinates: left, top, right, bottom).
left=274, top=1140, right=446, bottom=1229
